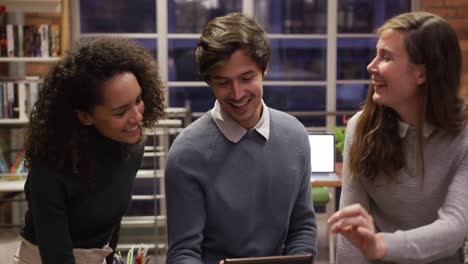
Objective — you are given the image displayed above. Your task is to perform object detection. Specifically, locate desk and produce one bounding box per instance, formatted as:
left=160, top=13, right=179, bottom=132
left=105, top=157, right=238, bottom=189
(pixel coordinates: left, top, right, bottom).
left=311, top=173, right=341, bottom=187
left=310, top=162, right=342, bottom=213
left=310, top=172, right=340, bottom=216
left=310, top=164, right=342, bottom=264
left=310, top=162, right=342, bottom=187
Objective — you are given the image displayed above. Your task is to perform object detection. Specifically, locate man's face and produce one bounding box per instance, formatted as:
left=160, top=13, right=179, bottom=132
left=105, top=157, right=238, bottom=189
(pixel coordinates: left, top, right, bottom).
left=209, top=50, right=264, bottom=129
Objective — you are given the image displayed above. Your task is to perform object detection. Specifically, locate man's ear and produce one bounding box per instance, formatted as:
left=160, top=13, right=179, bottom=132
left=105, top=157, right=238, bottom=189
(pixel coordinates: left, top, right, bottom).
left=263, top=66, right=268, bottom=78
left=415, top=64, right=426, bottom=86
left=76, top=111, right=93, bottom=126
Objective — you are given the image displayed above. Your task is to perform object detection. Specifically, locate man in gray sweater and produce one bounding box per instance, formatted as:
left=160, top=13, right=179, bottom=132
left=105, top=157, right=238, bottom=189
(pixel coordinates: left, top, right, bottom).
left=165, top=13, right=317, bottom=264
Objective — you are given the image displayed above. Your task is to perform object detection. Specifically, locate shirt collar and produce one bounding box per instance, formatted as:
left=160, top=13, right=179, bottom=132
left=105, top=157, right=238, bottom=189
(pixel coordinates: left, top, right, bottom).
left=398, top=120, right=435, bottom=138
left=210, top=100, right=270, bottom=143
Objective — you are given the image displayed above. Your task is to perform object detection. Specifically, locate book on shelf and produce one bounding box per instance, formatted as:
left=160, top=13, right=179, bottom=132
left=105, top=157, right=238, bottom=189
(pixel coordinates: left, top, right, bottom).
left=6, top=24, right=13, bottom=57
left=32, top=24, right=41, bottom=57
left=2, top=82, right=8, bottom=118
left=17, top=24, right=23, bottom=57
left=0, top=77, right=42, bottom=120
left=23, top=25, right=34, bottom=57
left=39, top=24, right=49, bottom=57
left=0, top=146, right=27, bottom=180
left=0, top=24, right=7, bottom=57
left=9, top=148, right=24, bottom=173
left=0, top=9, right=6, bottom=57
left=2, top=23, right=60, bottom=58
left=0, top=144, right=8, bottom=173
left=49, top=24, right=60, bottom=57
left=1, top=81, right=20, bottom=119
left=12, top=24, right=19, bottom=57
left=26, top=81, right=39, bottom=115
left=7, top=82, right=14, bottom=118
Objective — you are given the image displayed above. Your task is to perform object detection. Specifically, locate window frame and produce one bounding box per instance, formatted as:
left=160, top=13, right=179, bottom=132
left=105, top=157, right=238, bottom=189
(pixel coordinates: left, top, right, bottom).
left=70, top=0, right=419, bottom=132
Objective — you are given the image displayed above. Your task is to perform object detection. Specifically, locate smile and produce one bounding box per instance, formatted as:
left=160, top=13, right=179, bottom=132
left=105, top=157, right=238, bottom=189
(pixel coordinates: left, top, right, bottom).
left=124, top=125, right=139, bottom=132
left=371, top=77, right=385, bottom=87
left=230, top=99, right=250, bottom=108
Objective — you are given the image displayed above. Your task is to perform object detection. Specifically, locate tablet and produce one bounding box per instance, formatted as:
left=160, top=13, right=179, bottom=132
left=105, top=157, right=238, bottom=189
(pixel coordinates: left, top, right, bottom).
left=223, top=254, right=313, bottom=264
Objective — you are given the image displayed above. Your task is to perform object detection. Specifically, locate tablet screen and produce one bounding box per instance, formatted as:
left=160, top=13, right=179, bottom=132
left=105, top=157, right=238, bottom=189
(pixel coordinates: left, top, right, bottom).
left=223, top=254, right=313, bottom=264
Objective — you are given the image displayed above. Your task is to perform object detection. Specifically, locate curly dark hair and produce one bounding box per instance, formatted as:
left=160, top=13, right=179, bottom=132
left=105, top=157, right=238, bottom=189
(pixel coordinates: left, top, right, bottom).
left=23, top=37, right=165, bottom=186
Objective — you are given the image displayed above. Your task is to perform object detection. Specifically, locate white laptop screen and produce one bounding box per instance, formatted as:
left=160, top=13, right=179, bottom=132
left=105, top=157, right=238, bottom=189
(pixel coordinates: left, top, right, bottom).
left=308, top=134, right=335, bottom=173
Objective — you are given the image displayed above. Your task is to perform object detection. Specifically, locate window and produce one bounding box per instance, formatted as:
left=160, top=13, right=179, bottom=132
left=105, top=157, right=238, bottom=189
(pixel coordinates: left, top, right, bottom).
left=80, top=0, right=156, bottom=33
left=74, top=0, right=414, bottom=131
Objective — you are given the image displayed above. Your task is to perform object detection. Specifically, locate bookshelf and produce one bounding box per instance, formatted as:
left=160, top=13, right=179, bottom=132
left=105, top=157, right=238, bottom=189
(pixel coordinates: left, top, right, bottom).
left=0, top=0, right=66, bottom=190
left=0, top=0, right=63, bottom=124
left=0, top=0, right=66, bottom=230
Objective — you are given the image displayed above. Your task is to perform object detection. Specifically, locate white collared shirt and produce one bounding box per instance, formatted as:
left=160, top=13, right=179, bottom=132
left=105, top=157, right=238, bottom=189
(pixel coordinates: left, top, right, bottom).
left=210, top=100, right=270, bottom=143
left=398, top=120, right=435, bottom=138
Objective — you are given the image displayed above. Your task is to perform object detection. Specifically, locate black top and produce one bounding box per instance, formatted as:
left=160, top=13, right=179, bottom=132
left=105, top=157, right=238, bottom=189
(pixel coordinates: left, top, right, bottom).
left=21, top=135, right=144, bottom=264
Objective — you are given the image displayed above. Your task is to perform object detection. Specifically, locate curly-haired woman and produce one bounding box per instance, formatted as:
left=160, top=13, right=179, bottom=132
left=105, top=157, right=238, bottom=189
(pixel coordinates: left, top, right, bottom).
left=12, top=37, right=165, bottom=264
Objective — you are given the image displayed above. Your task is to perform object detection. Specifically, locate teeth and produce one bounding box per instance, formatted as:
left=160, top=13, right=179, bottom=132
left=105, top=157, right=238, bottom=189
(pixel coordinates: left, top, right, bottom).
left=372, top=78, right=384, bottom=86
left=232, top=101, right=248, bottom=107
left=125, top=126, right=138, bottom=131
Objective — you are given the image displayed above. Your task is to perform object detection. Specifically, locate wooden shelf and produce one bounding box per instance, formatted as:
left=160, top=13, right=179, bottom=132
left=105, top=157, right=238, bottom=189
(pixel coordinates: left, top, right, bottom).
left=0, top=57, right=60, bottom=62
left=0, top=119, right=28, bottom=125
left=0, top=0, right=61, bottom=13
left=0, top=172, right=27, bottom=177
left=0, top=178, right=26, bottom=192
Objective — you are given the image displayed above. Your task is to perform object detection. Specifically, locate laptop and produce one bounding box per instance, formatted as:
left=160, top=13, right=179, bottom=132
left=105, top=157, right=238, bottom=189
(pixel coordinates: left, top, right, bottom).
left=223, top=254, right=313, bottom=264
left=308, top=134, right=337, bottom=179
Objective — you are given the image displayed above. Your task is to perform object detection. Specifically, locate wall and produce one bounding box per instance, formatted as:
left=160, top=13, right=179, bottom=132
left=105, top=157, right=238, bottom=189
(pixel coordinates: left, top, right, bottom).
left=421, top=0, right=468, bottom=97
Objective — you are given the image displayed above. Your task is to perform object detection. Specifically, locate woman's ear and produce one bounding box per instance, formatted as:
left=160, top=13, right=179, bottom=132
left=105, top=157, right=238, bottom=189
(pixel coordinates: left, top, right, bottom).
left=415, top=64, right=426, bottom=86
left=76, top=111, right=93, bottom=126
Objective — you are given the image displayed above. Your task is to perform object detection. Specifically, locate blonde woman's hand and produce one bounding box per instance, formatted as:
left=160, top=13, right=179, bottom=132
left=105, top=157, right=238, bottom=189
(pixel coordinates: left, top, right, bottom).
left=327, top=203, right=387, bottom=260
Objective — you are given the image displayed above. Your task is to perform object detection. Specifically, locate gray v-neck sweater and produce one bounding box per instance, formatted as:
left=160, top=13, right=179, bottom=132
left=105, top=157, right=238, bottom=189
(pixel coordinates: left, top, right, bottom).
left=165, top=108, right=317, bottom=264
